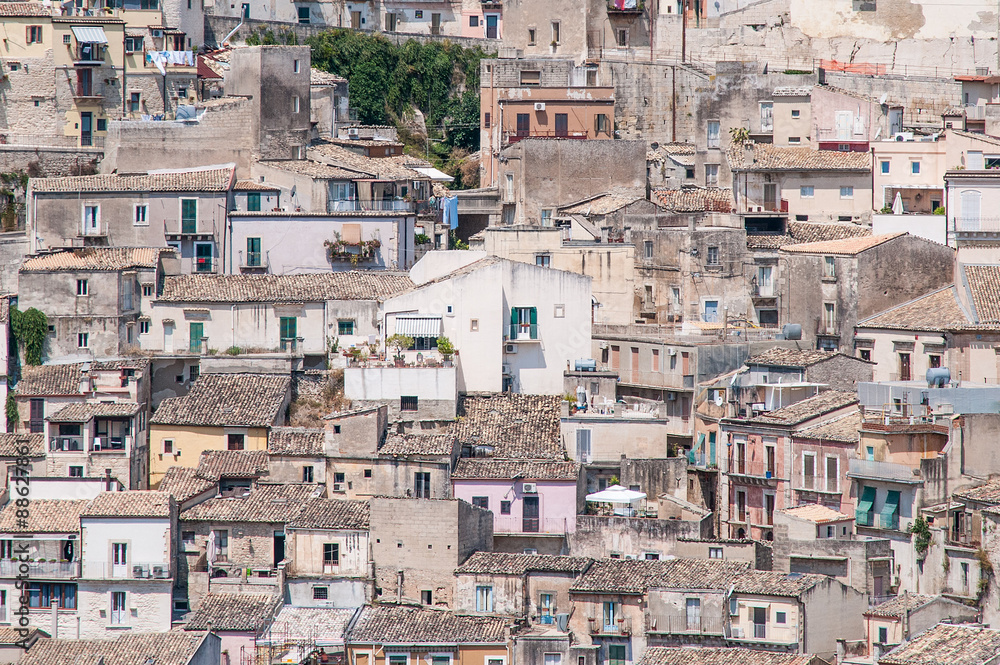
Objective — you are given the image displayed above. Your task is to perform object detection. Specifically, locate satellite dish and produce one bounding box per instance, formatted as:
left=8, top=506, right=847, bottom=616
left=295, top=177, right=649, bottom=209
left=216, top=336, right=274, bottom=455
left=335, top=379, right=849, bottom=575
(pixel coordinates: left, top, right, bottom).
left=879, top=93, right=888, bottom=105
left=714, top=391, right=725, bottom=407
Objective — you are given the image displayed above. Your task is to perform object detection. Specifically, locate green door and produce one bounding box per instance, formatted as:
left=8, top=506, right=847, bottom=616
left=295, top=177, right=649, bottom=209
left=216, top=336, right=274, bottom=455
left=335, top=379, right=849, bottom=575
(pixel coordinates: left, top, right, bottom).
left=181, top=199, right=197, bottom=233
left=246, top=237, right=261, bottom=267
left=189, top=322, right=204, bottom=353
left=608, top=644, right=626, bottom=665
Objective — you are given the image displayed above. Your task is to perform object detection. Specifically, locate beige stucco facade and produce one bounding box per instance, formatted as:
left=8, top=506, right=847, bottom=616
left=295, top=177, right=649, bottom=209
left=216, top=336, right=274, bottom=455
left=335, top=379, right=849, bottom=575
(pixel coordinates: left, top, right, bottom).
left=149, top=424, right=268, bottom=487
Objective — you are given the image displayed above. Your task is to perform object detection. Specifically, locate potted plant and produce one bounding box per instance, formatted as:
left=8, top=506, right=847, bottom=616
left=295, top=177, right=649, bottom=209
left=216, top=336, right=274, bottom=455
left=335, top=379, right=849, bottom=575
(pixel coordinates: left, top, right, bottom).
left=349, top=347, right=363, bottom=366
left=386, top=333, right=414, bottom=367
left=436, top=336, right=455, bottom=366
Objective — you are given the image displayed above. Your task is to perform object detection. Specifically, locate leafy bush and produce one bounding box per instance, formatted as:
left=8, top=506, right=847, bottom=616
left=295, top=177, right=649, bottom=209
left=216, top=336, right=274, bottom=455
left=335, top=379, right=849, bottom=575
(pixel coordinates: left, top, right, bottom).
left=415, top=233, right=431, bottom=245
left=909, top=515, right=932, bottom=557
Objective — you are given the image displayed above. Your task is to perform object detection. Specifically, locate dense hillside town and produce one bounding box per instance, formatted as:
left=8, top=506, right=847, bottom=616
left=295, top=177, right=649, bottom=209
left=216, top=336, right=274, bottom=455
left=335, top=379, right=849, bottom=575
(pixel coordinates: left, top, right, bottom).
left=1, top=1, right=1000, bottom=664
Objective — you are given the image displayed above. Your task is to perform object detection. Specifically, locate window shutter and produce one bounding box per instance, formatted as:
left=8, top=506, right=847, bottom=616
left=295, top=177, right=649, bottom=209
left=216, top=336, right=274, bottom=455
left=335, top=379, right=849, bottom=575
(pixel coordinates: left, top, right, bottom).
left=529, top=307, right=537, bottom=338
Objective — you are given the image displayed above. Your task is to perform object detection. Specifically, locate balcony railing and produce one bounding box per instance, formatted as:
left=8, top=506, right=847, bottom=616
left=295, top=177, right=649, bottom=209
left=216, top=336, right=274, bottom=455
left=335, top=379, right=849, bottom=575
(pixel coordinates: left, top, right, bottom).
left=950, top=217, right=1000, bottom=233
left=493, top=516, right=568, bottom=535
left=646, top=613, right=724, bottom=635
left=607, top=0, right=644, bottom=12
left=847, top=458, right=922, bottom=483
left=589, top=617, right=632, bottom=636
left=90, top=436, right=130, bottom=452
left=507, top=131, right=589, bottom=144
left=50, top=437, right=84, bottom=452
left=508, top=324, right=539, bottom=341
left=856, top=511, right=900, bottom=531
left=84, top=561, right=172, bottom=580
left=728, top=459, right=778, bottom=480
left=327, top=199, right=415, bottom=212
left=195, top=257, right=215, bottom=273
left=0, top=559, right=79, bottom=579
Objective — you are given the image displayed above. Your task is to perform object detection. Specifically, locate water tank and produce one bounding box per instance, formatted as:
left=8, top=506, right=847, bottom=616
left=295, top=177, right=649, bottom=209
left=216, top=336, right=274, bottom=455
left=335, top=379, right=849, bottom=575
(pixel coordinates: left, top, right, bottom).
left=781, top=323, right=802, bottom=340
left=575, top=359, right=597, bottom=372
left=926, top=367, right=951, bottom=388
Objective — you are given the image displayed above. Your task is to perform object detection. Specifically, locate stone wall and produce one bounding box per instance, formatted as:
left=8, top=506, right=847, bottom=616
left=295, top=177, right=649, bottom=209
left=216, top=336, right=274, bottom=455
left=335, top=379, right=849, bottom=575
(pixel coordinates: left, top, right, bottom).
left=0, top=146, right=102, bottom=179
left=569, top=514, right=710, bottom=558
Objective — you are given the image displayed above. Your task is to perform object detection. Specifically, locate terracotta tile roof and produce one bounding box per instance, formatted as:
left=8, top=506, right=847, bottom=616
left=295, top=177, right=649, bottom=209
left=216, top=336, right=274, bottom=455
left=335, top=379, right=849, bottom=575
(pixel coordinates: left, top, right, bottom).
left=772, top=86, right=813, bottom=96
left=21, top=247, right=169, bottom=272
left=264, top=606, right=354, bottom=645
left=348, top=605, right=511, bottom=644
left=46, top=401, right=141, bottom=423
left=732, top=570, right=827, bottom=596
left=311, top=68, right=347, bottom=85
left=779, top=233, right=906, bottom=256
left=571, top=558, right=750, bottom=594
left=196, top=450, right=269, bottom=479
left=269, top=427, right=326, bottom=456
left=747, top=221, right=871, bottom=250
left=287, top=497, right=369, bottom=530
left=793, top=411, right=861, bottom=443
left=181, top=483, right=320, bottom=523
left=858, top=286, right=971, bottom=331
left=16, top=360, right=147, bottom=396
left=638, top=647, right=817, bottom=665
left=82, top=491, right=173, bottom=518
left=738, top=390, right=858, bottom=428
left=964, top=265, right=1000, bottom=324
left=879, top=624, right=1000, bottom=665
left=233, top=179, right=279, bottom=191
left=159, top=272, right=413, bottom=303
left=954, top=480, right=1000, bottom=505
left=865, top=594, right=935, bottom=618
left=778, top=504, right=852, bottom=524
left=727, top=144, right=871, bottom=172
left=29, top=167, right=235, bottom=193
left=748, top=347, right=842, bottom=368
left=379, top=433, right=456, bottom=457
left=451, top=393, right=563, bottom=459
left=20, top=632, right=211, bottom=665
left=0, top=499, right=87, bottom=533
left=652, top=188, right=734, bottom=212
left=456, top=552, right=592, bottom=576
left=0, top=433, right=44, bottom=458
left=310, top=142, right=433, bottom=181
left=184, top=592, right=281, bottom=632
left=151, top=373, right=290, bottom=428
left=0, top=2, right=52, bottom=16
left=560, top=193, right=647, bottom=216
left=452, top=459, right=580, bottom=481
left=158, top=466, right=217, bottom=503
left=260, top=158, right=372, bottom=180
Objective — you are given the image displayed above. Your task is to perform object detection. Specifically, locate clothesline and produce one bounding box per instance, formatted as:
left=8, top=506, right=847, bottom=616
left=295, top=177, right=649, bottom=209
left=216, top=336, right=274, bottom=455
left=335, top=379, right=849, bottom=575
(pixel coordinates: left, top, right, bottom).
left=145, top=50, right=195, bottom=74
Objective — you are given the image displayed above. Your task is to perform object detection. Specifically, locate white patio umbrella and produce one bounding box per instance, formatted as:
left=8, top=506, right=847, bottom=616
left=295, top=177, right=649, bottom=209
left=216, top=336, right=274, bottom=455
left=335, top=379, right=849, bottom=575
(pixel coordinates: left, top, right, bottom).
left=892, top=192, right=904, bottom=215
left=586, top=484, right=647, bottom=503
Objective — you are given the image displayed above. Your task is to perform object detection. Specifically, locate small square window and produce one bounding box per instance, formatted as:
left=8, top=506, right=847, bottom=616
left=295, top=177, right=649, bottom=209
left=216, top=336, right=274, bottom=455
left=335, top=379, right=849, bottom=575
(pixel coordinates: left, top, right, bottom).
left=142, top=284, right=153, bottom=297
left=162, top=439, right=173, bottom=454
left=68, top=466, right=83, bottom=477
left=535, top=254, right=551, bottom=268
left=421, top=589, right=433, bottom=604
left=470, top=319, right=479, bottom=332
left=776, top=611, right=787, bottom=624
left=96, top=119, right=107, bottom=132
left=911, top=161, right=920, bottom=174
left=313, top=586, right=328, bottom=600
left=227, top=433, right=245, bottom=450
left=791, top=109, right=801, bottom=118
left=800, top=185, right=814, bottom=198
left=840, top=186, right=854, bottom=199
left=709, top=547, right=723, bottom=559
left=401, top=396, right=418, bottom=411
left=500, top=500, right=511, bottom=514
left=338, top=320, right=355, bottom=336
left=76, top=279, right=88, bottom=296
left=880, top=160, right=890, bottom=174
left=469, top=15, right=478, bottom=26
left=77, top=332, right=89, bottom=348
left=554, top=304, right=565, bottom=318
left=414, top=9, right=423, bottom=18
left=139, top=320, right=150, bottom=335
left=364, top=469, right=372, bottom=478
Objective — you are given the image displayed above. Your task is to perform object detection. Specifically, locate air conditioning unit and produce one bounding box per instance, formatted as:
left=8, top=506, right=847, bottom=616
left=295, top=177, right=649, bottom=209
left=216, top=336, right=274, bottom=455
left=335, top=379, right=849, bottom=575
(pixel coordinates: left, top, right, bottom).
left=731, top=627, right=744, bottom=639
left=348, top=127, right=359, bottom=137
left=502, top=363, right=512, bottom=376
left=151, top=28, right=163, bottom=38
left=92, top=439, right=101, bottom=451
left=132, top=565, right=148, bottom=579
left=667, top=348, right=677, bottom=356
left=152, top=565, right=169, bottom=578
left=333, top=482, right=345, bottom=492
left=534, top=102, right=546, bottom=111
left=505, top=343, right=517, bottom=354
left=523, top=483, right=537, bottom=494
left=667, top=392, right=676, bottom=401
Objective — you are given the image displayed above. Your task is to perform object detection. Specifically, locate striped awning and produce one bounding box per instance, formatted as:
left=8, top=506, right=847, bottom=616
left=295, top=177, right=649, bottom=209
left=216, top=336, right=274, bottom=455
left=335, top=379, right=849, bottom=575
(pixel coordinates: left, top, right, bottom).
left=71, top=26, right=108, bottom=43
left=394, top=315, right=442, bottom=337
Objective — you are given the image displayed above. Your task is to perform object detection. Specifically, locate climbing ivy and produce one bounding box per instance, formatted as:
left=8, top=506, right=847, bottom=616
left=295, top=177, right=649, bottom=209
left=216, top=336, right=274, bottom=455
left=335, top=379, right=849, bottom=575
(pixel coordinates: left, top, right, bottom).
left=4, top=392, right=16, bottom=431
left=10, top=306, right=48, bottom=366
left=908, top=515, right=933, bottom=558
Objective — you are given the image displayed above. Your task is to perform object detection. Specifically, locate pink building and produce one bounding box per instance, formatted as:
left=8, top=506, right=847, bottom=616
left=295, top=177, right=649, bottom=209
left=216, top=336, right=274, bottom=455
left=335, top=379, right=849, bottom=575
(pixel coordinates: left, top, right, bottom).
left=451, top=459, right=582, bottom=553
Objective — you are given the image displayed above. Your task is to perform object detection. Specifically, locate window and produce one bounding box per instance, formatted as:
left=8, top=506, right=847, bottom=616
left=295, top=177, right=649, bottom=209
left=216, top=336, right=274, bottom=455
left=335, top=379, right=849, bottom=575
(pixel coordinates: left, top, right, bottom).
left=800, top=185, right=814, bottom=198
left=77, top=332, right=89, bottom=349
left=686, top=167, right=695, bottom=179
left=929, top=354, right=941, bottom=368
left=297, top=6, right=309, bottom=23
left=27, top=583, right=77, bottom=609
left=803, top=452, right=815, bottom=489
left=823, top=256, right=836, bottom=279
left=97, top=118, right=107, bottom=132
left=470, top=318, right=479, bottom=332
left=364, top=468, right=372, bottom=478
left=110, top=591, right=126, bottom=625
left=26, top=25, right=42, bottom=43
left=709, top=547, right=723, bottom=559
left=303, top=466, right=314, bottom=483
left=788, top=136, right=801, bottom=144
left=791, top=109, right=801, bottom=118
left=162, top=439, right=173, bottom=454
left=616, top=28, right=627, bottom=47
left=484, top=112, right=491, bottom=128
left=82, top=204, right=99, bottom=233
left=516, top=113, right=530, bottom=137
left=706, top=246, right=720, bottom=265
left=535, top=254, right=551, bottom=268
left=860, top=349, right=871, bottom=362
left=840, top=186, right=854, bottom=199
left=500, top=500, right=511, bottom=515
left=544, top=655, right=562, bottom=665
left=911, top=161, right=920, bottom=175
left=76, top=279, right=88, bottom=296
left=129, top=91, right=141, bottom=113
left=313, top=586, right=329, bottom=600
left=707, top=120, right=720, bottom=148
left=576, top=429, right=592, bottom=462
left=880, top=160, right=890, bottom=174
left=776, top=611, right=787, bottom=624
left=519, top=71, right=540, bottom=86
left=540, top=208, right=553, bottom=226
left=472, top=496, right=489, bottom=509
left=824, top=302, right=836, bottom=332
left=760, top=102, right=773, bottom=132
left=142, top=283, right=154, bottom=297
left=642, top=240, right=654, bottom=259
left=132, top=204, right=148, bottom=226
left=180, top=199, right=197, bottom=233
left=68, top=466, right=83, bottom=477
left=337, top=320, right=355, bottom=336
left=414, top=472, right=431, bottom=498
left=551, top=21, right=560, bottom=44
left=602, top=601, right=618, bottom=630
left=878, top=626, right=888, bottom=643
left=293, top=59, right=300, bottom=73
left=323, top=542, right=339, bottom=565
left=595, top=113, right=610, bottom=135
left=401, top=395, right=419, bottom=412
left=414, top=9, right=423, bottom=17
left=705, top=163, right=719, bottom=186
left=388, top=656, right=407, bottom=665
left=652, top=349, right=660, bottom=372
left=476, top=586, right=493, bottom=612
left=29, top=398, right=43, bottom=433
left=825, top=455, right=839, bottom=493
left=511, top=306, right=538, bottom=340
left=292, top=96, right=300, bottom=113
left=227, top=433, right=245, bottom=450
left=246, top=192, right=261, bottom=212
left=469, top=15, right=478, bottom=26
left=528, top=28, right=536, bottom=44
left=962, top=561, right=970, bottom=590
left=279, top=316, right=297, bottom=342
left=189, top=321, right=204, bottom=353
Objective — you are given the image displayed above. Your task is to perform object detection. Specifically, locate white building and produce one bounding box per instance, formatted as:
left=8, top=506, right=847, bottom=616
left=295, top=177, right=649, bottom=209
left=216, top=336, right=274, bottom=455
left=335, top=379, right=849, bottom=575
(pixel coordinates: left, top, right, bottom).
left=383, top=252, right=592, bottom=394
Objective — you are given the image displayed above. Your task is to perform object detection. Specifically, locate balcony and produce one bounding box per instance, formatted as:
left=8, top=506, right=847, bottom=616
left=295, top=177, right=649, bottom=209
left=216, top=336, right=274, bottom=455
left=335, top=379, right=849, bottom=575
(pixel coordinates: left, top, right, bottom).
left=84, top=561, right=172, bottom=580
left=646, top=613, right=724, bottom=635
left=855, top=511, right=900, bottom=531
left=194, top=257, right=215, bottom=273
left=728, top=459, right=778, bottom=483
left=50, top=437, right=84, bottom=452
left=507, top=130, right=589, bottom=144
left=847, top=458, right=922, bottom=484
left=327, top=199, right=415, bottom=213
left=493, top=516, right=568, bottom=536
left=761, top=199, right=789, bottom=213
left=589, top=617, right=632, bottom=636
left=797, top=475, right=841, bottom=494
left=90, top=436, right=130, bottom=452
left=508, top=323, right=539, bottom=341
left=280, top=337, right=304, bottom=354
left=0, top=559, right=79, bottom=579
left=607, top=0, right=644, bottom=13
left=950, top=217, right=1000, bottom=234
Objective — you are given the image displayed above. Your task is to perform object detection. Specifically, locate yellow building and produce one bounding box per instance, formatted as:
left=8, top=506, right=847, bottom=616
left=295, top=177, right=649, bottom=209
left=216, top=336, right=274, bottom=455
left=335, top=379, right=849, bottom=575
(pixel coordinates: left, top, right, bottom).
left=149, top=373, right=291, bottom=487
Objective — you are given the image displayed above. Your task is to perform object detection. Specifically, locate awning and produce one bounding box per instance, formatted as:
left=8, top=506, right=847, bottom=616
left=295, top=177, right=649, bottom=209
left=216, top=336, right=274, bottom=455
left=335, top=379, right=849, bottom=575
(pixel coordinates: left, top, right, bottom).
left=693, top=433, right=705, bottom=452
left=881, top=490, right=901, bottom=518
left=412, top=166, right=455, bottom=182
left=394, top=315, right=443, bottom=338
left=72, top=26, right=108, bottom=44
left=857, top=486, right=876, bottom=514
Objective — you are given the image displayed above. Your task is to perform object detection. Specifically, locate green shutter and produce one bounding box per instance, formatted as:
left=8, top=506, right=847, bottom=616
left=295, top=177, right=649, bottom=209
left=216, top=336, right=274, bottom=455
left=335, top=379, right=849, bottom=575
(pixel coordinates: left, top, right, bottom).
left=857, top=486, right=876, bottom=514
left=529, top=306, right=537, bottom=339
left=247, top=192, right=261, bottom=212
left=280, top=317, right=296, bottom=340
left=189, top=322, right=203, bottom=353
left=181, top=199, right=197, bottom=233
